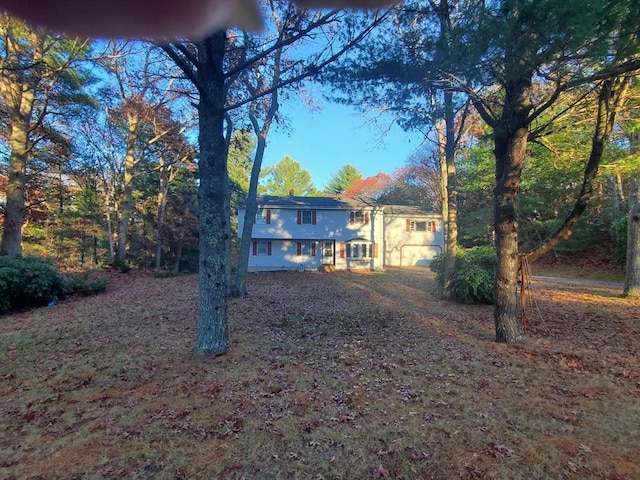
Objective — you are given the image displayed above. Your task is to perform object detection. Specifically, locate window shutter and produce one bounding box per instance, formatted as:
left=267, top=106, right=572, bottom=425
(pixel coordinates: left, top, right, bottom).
left=432, top=220, right=437, bottom=232
left=406, top=219, right=411, bottom=232
left=252, top=241, right=257, bottom=256
left=339, top=242, right=345, bottom=258
left=297, top=242, right=302, bottom=256
left=266, top=209, right=271, bottom=224
left=365, top=212, right=370, bottom=225
left=350, top=211, right=355, bottom=225
left=267, top=242, right=272, bottom=256
left=312, top=210, right=317, bottom=225
left=297, top=210, right=302, bottom=224
left=373, top=242, right=379, bottom=258
left=311, top=242, right=316, bottom=256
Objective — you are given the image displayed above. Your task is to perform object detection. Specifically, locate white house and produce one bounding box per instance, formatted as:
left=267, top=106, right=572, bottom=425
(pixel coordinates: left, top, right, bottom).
left=237, top=196, right=444, bottom=271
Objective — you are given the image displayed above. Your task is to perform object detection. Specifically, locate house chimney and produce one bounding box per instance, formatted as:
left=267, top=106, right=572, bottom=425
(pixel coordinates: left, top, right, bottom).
left=289, top=189, right=294, bottom=197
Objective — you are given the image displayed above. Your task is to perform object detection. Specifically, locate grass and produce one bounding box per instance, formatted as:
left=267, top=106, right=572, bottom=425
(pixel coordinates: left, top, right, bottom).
left=1, top=268, right=639, bottom=479
left=530, top=264, right=625, bottom=282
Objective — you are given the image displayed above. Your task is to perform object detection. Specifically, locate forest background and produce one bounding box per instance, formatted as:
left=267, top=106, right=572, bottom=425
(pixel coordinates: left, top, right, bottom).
left=1, top=8, right=637, bottom=273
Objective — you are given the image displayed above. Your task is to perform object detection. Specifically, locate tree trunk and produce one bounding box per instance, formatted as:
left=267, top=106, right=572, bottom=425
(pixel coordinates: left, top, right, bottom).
left=235, top=134, right=265, bottom=297
left=493, top=76, right=532, bottom=344
left=609, top=173, right=625, bottom=220
left=624, top=158, right=640, bottom=297
left=194, top=31, right=231, bottom=356
left=114, top=113, right=139, bottom=264
left=527, top=77, right=631, bottom=264
left=234, top=46, right=281, bottom=298
left=0, top=72, right=35, bottom=256
left=155, top=162, right=171, bottom=270
left=442, top=90, right=458, bottom=298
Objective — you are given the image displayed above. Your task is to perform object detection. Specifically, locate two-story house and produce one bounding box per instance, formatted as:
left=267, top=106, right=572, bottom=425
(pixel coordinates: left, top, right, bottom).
left=237, top=196, right=444, bottom=271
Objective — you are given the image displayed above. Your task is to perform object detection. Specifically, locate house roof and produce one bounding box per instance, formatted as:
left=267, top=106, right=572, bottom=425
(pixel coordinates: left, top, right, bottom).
left=244, top=196, right=439, bottom=216
left=253, top=195, right=380, bottom=210
left=382, top=204, right=439, bottom=216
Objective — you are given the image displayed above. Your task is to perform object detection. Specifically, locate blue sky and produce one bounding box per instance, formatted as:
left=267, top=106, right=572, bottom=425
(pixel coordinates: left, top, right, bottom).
left=261, top=93, right=422, bottom=191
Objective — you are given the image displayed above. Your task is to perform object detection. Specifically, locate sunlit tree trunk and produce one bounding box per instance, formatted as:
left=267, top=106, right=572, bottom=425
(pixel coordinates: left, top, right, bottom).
left=154, top=160, right=172, bottom=270
left=1, top=92, right=34, bottom=256
left=0, top=32, right=37, bottom=256
left=442, top=90, right=458, bottom=298
left=114, top=111, right=140, bottom=264
left=609, top=172, right=625, bottom=220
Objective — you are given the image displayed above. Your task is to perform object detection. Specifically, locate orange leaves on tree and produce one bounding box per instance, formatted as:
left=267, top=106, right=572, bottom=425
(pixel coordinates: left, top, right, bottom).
left=344, top=173, right=392, bottom=199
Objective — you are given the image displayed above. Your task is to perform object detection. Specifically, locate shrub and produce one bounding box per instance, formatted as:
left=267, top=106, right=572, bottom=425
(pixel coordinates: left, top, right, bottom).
left=429, top=251, right=446, bottom=286
left=65, top=274, right=108, bottom=296
left=0, top=256, right=67, bottom=313
left=611, top=215, right=627, bottom=264
left=430, top=245, right=496, bottom=304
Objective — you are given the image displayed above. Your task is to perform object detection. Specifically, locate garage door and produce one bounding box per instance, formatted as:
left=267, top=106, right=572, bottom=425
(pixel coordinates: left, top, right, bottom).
left=400, top=245, right=441, bottom=266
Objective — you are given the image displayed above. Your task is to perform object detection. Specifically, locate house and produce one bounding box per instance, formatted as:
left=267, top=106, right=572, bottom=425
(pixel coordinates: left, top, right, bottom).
left=237, top=196, right=444, bottom=271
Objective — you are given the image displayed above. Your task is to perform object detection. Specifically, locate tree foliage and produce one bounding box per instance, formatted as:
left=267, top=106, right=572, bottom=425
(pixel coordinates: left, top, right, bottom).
left=324, top=164, right=363, bottom=195
left=0, top=15, right=95, bottom=256
left=343, top=172, right=392, bottom=199
left=260, top=155, right=317, bottom=196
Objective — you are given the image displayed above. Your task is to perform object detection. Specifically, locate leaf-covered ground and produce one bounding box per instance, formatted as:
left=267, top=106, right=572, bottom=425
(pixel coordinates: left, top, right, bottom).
left=1, top=268, right=638, bottom=479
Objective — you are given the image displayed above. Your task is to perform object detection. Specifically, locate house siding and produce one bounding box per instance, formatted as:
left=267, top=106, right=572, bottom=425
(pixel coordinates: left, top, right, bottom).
left=383, top=214, right=444, bottom=267
left=238, top=197, right=442, bottom=271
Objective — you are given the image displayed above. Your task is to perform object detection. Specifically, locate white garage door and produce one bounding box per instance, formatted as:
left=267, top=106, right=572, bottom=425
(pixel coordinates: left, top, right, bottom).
left=400, top=245, right=441, bottom=266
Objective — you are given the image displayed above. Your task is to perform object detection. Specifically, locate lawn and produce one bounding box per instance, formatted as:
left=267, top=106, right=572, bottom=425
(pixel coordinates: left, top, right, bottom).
left=1, top=268, right=638, bottom=479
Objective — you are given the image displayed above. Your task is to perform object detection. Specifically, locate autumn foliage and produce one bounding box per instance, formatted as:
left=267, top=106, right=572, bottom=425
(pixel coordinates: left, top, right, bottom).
left=343, top=172, right=392, bottom=199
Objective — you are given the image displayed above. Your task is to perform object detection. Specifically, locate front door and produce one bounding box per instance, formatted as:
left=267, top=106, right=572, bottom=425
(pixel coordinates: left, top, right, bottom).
left=322, top=240, right=335, bottom=265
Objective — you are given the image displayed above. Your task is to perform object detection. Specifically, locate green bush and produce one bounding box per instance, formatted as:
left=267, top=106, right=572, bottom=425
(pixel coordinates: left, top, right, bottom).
left=611, top=215, right=627, bottom=264
left=429, top=250, right=446, bottom=286
left=0, top=255, right=68, bottom=313
left=65, top=274, right=108, bottom=296
left=430, top=245, right=496, bottom=304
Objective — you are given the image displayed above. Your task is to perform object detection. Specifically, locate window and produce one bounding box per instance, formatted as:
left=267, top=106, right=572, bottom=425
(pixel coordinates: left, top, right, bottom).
left=255, top=208, right=270, bottom=224
left=346, top=242, right=370, bottom=259
left=252, top=241, right=272, bottom=256
left=406, top=219, right=437, bottom=232
left=411, top=221, right=427, bottom=232
left=297, top=209, right=317, bottom=225
left=350, top=211, right=370, bottom=225
left=297, top=241, right=316, bottom=256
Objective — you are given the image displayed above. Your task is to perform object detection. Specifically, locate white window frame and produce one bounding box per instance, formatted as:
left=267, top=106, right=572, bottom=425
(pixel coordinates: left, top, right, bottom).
left=300, top=241, right=312, bottom=255
left=301, top=210, right=313, bottom=224
left=346, top=242, right=371, bottom=259
left=256, top=241, right=269, bottom=255
left=255, top=208, right=267, bottom=224
left=410, top=220, right=428, bottom=232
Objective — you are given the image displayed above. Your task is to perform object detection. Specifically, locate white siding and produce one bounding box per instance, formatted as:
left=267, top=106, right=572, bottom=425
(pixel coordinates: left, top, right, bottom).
left=238, top=200, right=441, bottom=271
left=247, top=240, right=323, bottom=271
left=384, top=215, right=444, bottom=267
left=243, top=208, right=379, bottom=241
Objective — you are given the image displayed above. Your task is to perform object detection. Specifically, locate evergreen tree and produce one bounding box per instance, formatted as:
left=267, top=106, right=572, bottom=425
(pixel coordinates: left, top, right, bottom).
left=0, top=15, right=94, bottom=256
left=324, top=164, right=363, bottom=195
left=260, top=155, right=317, bottom=196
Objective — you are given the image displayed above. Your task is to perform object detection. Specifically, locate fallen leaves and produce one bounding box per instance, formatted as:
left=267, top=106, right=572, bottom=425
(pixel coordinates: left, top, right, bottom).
left=0, top=268, right=639, bottom=479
